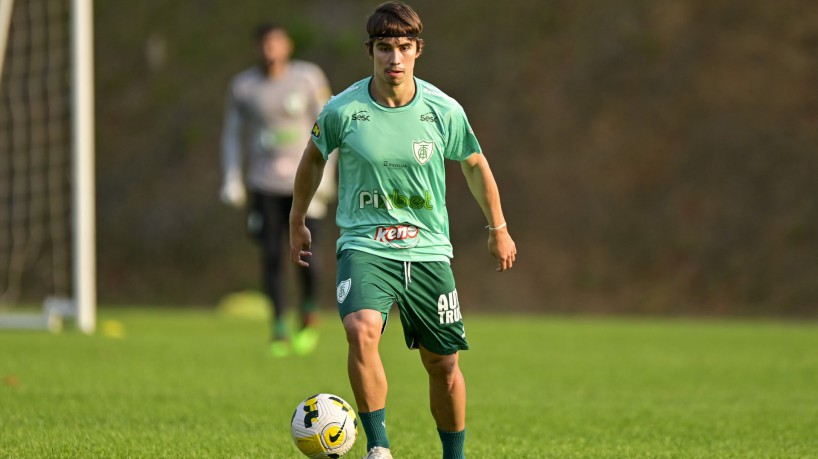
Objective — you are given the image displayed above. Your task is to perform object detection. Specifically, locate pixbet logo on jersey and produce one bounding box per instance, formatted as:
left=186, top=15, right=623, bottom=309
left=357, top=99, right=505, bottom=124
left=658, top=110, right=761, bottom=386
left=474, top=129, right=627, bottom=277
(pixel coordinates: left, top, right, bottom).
left=358, top=189, right=433, bottom=210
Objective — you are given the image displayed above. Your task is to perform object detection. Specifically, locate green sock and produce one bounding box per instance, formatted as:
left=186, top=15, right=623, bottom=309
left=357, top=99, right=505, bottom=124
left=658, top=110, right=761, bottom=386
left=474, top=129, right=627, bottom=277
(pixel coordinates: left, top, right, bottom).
left=359, top=408, right=390, bottom=450
left=273, top=319, right=288, bottom=340
left=438, top=428, right=466, bottom=459
left=301, top=298, right=317, bottom=314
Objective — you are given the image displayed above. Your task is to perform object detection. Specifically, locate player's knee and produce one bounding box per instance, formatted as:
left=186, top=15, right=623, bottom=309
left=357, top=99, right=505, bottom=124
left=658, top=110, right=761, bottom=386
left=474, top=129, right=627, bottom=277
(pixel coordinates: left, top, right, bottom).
left=421, top=350, right=459, bottom=378
left=342, top=311, right=382, bottom=349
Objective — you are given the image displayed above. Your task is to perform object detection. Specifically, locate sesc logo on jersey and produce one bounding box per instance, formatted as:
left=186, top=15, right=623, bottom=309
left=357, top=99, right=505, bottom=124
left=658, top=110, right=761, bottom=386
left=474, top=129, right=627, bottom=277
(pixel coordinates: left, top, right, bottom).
left=412, top=141, right=434, bottom=165
left=311, top=122, right=321, bottom=139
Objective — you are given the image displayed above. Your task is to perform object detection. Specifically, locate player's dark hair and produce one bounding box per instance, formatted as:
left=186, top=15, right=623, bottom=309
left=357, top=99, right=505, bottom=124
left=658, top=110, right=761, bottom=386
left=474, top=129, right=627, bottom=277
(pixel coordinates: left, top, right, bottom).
left=254, top=22, right=286, bottom=42
left=364, top=1, right=424, bottom=56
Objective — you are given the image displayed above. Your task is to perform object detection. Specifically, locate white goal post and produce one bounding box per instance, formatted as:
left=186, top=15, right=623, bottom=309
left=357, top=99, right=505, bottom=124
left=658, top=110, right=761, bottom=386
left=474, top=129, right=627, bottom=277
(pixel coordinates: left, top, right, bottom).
left=71, top=0, right=96, bottom=334
left=0, top=0, right=96, bottom=334
left=0, top=1, right=13, bottom=81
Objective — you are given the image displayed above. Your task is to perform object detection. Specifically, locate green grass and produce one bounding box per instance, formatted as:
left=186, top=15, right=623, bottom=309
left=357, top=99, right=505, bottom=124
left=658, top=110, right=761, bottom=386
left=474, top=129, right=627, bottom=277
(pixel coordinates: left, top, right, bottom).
left=1, top=309, right=817, bottom=458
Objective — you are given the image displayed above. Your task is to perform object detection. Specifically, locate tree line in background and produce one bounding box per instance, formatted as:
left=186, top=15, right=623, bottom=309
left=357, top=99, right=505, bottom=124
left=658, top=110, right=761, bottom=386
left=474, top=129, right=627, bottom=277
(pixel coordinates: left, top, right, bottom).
left=92, top=0, right=818, bottom=315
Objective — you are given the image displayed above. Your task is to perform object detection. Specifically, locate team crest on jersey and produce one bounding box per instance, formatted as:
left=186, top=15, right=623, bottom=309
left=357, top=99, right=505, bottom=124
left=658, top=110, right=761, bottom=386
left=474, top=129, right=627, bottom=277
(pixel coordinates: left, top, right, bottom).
left=311, top=122, right=321, bottom=139
left=337, top=278, right=351, bottom=303
left=412, top=141, right=434, bottom=165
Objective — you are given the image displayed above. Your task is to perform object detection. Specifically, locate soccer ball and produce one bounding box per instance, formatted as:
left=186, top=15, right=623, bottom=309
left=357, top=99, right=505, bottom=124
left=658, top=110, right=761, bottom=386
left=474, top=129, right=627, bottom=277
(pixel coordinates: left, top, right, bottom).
left=291, top=393, right=358, bottom=458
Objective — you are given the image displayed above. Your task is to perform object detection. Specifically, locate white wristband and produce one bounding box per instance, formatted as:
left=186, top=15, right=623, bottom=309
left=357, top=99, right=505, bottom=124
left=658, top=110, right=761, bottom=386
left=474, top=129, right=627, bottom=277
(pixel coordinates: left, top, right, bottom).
left=486, top=222, right=507, bottom=231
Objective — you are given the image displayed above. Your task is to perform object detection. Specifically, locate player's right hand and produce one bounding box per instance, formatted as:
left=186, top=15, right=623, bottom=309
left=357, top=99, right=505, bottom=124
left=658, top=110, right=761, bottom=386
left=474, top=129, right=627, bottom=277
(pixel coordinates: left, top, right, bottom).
left=290, top=223, right=313, bottom=267
left=220, top=180, right=247, bottom=208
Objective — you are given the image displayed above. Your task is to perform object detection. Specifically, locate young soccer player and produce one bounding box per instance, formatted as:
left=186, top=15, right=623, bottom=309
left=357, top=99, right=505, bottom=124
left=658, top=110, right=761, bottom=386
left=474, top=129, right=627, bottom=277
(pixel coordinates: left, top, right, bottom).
left=220, top=23, right=336, bottom=357
left=289, top=2, right=517, bottom=458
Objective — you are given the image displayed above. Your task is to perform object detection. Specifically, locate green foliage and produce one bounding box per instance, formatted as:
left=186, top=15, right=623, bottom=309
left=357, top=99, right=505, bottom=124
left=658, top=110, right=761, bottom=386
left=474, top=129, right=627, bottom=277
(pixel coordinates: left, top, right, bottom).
left=1, top=310, right=816, bottom=458
left=86, top=1, right=818, bottom=313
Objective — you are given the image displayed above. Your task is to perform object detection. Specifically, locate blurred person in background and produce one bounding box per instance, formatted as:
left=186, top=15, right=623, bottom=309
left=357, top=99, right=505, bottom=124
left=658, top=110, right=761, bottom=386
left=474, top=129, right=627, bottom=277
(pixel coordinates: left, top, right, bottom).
left=289, top=2, right=516, bottom=458
left=220, top=23, right=336, bottom=358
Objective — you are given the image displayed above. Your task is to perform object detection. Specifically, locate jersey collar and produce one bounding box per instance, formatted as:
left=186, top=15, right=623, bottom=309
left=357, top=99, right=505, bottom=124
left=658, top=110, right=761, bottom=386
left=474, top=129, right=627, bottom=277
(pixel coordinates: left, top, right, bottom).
left=366, top=77, right=422, bottom=112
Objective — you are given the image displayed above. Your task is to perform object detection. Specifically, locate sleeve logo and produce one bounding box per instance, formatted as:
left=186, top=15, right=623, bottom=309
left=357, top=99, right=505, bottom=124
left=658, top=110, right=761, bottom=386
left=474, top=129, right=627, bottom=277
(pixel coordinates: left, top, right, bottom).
left=311, top=122, right=321, bottom=139
left=412, top=141, right=434, bottom=165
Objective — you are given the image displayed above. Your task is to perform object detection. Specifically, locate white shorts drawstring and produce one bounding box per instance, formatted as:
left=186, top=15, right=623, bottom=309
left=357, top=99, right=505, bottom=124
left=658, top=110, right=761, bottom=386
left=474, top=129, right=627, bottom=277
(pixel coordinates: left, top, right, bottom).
left=403, top=261, right=412, bottom=289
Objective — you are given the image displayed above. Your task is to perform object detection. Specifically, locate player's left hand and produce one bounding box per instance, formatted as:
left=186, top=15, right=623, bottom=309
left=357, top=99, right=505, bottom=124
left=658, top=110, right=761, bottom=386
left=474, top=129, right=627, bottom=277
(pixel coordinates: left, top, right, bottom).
left=488, top=227, right=516, bottom=272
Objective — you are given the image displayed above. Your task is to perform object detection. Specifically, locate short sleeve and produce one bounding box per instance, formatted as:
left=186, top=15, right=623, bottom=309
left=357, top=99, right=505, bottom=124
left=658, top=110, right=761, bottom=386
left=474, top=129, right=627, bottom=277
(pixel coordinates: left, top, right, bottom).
left=311, top=105, right=340, bottom=160
left=443, top=106, right=482, bottom=161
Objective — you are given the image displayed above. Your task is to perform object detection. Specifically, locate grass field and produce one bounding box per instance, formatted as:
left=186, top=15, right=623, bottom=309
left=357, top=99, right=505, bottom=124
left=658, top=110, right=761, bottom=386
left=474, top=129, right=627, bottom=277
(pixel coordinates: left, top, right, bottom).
left=1, top=308, right=816, bottom=458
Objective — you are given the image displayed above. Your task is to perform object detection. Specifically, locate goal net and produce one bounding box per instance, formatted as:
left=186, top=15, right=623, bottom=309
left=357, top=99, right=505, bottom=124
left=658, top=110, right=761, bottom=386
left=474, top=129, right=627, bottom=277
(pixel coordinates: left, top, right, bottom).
left=0, top=0, right=95, bottom=333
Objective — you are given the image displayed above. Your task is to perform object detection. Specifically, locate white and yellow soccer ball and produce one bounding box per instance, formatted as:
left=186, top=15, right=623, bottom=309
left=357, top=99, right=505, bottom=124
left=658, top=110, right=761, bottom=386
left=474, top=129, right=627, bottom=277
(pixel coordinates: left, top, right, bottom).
left=291, top=393, right=358, bottom=458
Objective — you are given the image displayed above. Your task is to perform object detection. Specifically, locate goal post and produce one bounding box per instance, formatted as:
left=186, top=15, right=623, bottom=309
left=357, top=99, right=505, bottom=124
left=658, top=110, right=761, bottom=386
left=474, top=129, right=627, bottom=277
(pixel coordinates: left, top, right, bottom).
left=72, top=0, right=96, bottom=334
left=0, top=0, right=96, bottom=334
left=0, top=1, right=14, bottom=82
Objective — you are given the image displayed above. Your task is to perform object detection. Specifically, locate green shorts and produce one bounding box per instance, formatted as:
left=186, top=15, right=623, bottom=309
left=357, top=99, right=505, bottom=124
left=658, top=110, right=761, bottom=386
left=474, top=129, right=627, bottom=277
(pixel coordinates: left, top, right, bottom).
left=336, top=249, right=468, bottom=355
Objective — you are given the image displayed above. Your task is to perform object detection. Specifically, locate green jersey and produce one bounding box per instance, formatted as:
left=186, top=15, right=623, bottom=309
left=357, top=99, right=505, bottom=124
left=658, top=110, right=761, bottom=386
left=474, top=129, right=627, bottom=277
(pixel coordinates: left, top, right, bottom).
left=311, top=77, right=481, bottom=262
